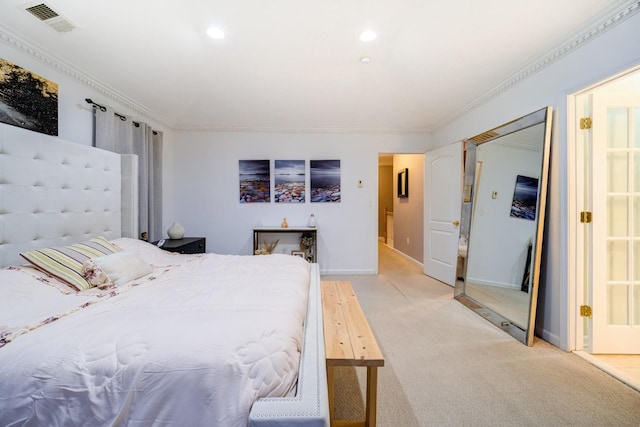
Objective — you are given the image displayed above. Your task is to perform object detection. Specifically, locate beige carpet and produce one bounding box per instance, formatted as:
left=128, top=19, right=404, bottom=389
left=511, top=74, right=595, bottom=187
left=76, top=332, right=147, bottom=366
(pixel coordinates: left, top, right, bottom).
left=323, top=244, right=640, bottom=427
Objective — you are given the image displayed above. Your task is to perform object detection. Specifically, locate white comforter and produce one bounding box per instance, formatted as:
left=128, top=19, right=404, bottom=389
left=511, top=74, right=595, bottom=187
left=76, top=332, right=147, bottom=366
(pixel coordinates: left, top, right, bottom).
left=0, top=238, right=310, bottom=427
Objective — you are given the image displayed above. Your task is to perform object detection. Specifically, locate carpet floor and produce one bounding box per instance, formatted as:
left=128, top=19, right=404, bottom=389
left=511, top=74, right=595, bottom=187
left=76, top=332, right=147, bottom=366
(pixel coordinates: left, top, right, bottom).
left=322, top=243, right=640, bottom=426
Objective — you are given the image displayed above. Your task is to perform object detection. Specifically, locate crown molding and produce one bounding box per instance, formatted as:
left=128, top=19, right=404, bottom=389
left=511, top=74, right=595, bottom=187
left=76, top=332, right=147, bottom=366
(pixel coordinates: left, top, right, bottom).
left=0, top=24, right=169, bottom=128
left=1, top=1, right=638, bottom=135
left=430, top=0, right=640, bottom=132
left=175, top=125, right=430, bottom=135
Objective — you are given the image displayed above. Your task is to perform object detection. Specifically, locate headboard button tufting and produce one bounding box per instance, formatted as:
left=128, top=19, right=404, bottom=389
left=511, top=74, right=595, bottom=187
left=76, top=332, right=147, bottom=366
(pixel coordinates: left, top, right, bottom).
left=0, top=128, right=126, bottom=268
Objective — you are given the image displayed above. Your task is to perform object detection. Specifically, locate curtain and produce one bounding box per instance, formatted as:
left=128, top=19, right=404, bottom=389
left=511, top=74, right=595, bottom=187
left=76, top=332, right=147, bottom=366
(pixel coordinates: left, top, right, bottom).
left=94, top=107, right=163, bottom=242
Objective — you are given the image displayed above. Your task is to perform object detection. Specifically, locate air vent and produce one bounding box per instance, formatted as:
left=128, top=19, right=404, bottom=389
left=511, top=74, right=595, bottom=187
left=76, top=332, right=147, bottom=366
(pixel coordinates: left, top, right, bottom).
left=23, top=2, right=76, bottom=33
left=25, top=3, right=59, bottom=20
left=469, top=130, right=499, bottom=144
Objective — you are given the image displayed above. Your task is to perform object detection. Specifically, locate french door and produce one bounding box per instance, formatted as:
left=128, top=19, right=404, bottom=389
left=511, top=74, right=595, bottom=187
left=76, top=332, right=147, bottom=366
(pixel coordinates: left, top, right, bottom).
left=587, top=92, right=640, bottom=353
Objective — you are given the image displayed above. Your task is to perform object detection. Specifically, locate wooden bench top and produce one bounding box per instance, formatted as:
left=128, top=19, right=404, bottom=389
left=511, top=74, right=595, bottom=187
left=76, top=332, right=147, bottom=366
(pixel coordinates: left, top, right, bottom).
left=321, top=281, right=384, bottom=367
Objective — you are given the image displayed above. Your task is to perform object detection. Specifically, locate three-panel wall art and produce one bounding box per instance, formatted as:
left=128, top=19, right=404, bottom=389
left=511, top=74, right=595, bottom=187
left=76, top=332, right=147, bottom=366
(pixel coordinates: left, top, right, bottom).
left=239, top=159, right=341, bottom=203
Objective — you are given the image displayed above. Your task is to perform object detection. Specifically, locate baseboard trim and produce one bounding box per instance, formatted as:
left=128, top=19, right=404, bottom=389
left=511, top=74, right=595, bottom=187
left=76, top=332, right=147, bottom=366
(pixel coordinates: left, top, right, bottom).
left=390, top=247, right=424, bottom=270
left=537, top=327, right=562, bottom=350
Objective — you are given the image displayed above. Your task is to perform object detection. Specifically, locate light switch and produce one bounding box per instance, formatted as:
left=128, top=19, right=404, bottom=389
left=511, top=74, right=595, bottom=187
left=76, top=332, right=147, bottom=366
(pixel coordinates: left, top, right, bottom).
left=358, top=179, right=364, bottom=188
left=492, top=191, right=498, bottom=199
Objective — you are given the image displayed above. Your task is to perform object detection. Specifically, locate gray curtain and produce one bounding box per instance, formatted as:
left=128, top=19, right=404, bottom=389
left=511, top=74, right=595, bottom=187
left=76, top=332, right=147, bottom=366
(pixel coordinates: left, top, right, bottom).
left=94, top=107, right=163, bottom=242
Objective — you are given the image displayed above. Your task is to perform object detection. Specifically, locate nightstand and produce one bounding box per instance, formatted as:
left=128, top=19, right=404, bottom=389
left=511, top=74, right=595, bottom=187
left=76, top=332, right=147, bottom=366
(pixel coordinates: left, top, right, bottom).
left=154, top=237, right=206, bottom=254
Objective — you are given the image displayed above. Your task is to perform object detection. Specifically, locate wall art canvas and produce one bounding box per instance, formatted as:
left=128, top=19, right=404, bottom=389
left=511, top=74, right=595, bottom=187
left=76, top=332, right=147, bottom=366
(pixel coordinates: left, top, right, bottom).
left=275, top=160, right=305, bottom=203
left=397, top=168, right=409, bottom=198
left=310, top=160, right=341, bottom=203
left=239, top=160, right=270, bottom=203
left=0, top=58, right=58, bottom=136
left=510, top=175, right=538, bottom=220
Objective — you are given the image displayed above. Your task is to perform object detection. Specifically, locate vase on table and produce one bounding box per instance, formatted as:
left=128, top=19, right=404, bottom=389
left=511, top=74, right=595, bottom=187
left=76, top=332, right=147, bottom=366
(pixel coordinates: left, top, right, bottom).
left=167, top=221, right=185, bottom=239
left=307, top=214, right=317, bottom=228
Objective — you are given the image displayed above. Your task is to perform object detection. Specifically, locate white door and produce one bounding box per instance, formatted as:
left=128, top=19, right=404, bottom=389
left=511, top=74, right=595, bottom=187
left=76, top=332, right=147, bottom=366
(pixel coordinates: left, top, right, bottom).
left=424, top=142, right=462, bottom=286
left=589, top=92, right=640, bottom=354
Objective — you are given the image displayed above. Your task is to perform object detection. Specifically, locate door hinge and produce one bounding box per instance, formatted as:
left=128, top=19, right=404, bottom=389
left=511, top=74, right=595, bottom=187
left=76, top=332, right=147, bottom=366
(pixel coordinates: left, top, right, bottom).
left=580, top=305, right=593, bottom=318
left=580, top=117, right=592, bottom=130
left=580, top=211, right=593, bottom=223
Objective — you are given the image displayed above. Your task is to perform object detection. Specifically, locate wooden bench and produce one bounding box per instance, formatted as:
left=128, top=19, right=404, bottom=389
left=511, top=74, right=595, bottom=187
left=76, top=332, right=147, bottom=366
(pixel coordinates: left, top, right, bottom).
left=321, top=281, right=385, bottom=427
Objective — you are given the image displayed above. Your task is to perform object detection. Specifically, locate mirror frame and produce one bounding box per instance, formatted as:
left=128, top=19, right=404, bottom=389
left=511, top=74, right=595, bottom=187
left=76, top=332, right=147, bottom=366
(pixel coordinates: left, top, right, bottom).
left=454, top=106, right=553, bottom=346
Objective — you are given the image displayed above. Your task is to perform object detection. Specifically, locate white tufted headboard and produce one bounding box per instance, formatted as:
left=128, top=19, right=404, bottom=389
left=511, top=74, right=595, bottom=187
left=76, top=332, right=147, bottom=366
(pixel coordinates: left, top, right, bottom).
left=0, top=124, right=137, bottom=268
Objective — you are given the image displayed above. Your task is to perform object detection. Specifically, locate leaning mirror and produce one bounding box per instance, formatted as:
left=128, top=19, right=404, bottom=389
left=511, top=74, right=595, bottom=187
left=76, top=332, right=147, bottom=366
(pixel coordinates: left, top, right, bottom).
left=454, top=106, right=552, bottom=346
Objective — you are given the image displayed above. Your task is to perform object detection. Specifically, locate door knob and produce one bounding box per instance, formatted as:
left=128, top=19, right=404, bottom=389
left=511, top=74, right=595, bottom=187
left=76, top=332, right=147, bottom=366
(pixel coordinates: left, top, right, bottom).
left=452, top=220, right=460, bottom=227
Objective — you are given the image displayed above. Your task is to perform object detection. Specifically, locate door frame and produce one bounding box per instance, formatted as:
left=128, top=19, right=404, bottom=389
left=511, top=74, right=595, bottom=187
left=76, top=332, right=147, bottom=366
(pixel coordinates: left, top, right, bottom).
left=376, top=152, right=425, bottom=274
left=567, top=64, right=640, bottom=352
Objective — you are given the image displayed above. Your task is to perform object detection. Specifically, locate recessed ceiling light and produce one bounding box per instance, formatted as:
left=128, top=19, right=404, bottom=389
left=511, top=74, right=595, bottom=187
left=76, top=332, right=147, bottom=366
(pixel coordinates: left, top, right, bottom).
left=206, top=27, right=225, bottom=39
left=360, top=56, right=371, bottom=64
left=359, top=30, right=377, bottom=42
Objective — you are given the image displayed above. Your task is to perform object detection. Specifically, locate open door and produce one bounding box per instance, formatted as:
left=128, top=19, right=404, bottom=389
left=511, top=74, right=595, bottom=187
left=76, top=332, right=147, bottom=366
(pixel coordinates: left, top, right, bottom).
left=587, top=92, right=640, bottom=353
left=424, top=142, right=462, bottom=285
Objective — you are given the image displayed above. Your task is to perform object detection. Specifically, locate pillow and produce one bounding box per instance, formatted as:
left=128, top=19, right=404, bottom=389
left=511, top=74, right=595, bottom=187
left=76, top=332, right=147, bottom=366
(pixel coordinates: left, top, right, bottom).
left=83, top=251, right=152, bottom=287
left=20, top=236, right=122, bottom=292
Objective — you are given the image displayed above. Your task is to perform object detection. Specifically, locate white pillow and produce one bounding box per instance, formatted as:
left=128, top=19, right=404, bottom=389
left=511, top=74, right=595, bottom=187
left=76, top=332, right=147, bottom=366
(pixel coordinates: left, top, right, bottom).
left=84, top=251, right=152, bottom=287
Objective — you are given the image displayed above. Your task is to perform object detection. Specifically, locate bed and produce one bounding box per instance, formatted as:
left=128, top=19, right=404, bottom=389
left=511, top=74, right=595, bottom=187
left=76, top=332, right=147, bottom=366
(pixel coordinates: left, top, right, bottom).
left=0, top=124, right=329, bottom=426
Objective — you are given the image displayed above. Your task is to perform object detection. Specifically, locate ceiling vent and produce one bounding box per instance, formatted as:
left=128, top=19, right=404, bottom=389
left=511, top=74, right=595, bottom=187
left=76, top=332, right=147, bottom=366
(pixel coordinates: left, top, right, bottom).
left=24, top=2, right=76, bottom=33
left=469, top=131, right=499, bottom=144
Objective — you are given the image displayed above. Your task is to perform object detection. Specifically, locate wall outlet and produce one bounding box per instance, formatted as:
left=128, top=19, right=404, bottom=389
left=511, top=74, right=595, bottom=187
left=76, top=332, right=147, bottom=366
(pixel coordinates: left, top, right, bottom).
left=406, top=237, right=410, bottom=244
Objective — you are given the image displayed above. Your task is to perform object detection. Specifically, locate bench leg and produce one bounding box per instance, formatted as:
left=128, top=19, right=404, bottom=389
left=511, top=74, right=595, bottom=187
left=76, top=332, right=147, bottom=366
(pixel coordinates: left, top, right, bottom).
left=365, top=366, right=378, bottom=427
left=327, top=364, right=335, bottom=424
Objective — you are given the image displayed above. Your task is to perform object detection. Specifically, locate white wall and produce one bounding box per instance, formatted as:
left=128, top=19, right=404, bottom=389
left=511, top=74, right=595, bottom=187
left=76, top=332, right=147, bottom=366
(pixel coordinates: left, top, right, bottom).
left=0, top=41, right=177, bottom=234
left=430, top=12, right=640, bottom=350
left=171, top=131, right=427, bottom=274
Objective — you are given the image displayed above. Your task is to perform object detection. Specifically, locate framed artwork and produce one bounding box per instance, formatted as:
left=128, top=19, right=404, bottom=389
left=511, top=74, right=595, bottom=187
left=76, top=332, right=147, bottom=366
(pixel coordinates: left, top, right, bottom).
left=0, top=57, right=58, bottom=136
left=310, top=160, right=341, bottom=203
left=275, top=160, right=305, bottom=203
left=291, top=250, right=305, bottom=258
left=397, top=168, right=409, bottom=198
left=510, top=175, right=539, bottom=220
left=239, top=160, right=270, bottom=203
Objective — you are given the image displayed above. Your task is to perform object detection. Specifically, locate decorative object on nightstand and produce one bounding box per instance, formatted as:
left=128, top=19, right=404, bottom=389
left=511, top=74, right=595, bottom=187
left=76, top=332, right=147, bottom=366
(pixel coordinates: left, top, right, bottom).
left=300, top=231, right=316, bottom=262
left=167, top=221, right=185, bottom=239
left=153, top=237, right=206, bottom=254
left=281, top=218, right=288, bottom=228
left=255, top=239, right=279, bottom=255
left=307, top=214, right=317, bottom=228
left=299, top=232, right=315, bottom=253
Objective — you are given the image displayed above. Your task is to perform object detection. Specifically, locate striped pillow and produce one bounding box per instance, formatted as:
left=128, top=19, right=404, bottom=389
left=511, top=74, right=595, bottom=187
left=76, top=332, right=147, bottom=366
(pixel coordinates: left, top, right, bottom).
left=20, top=237, right=122, bottom=292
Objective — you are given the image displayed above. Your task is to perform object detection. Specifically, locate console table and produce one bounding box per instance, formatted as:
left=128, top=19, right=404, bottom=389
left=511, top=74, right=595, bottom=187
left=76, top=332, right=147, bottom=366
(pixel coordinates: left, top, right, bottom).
left=253, top=227, right=317, bottom=262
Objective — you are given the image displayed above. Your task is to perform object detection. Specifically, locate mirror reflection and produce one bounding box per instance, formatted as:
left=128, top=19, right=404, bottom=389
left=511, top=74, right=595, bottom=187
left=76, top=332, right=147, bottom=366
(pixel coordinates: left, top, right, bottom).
left=455, top=106, right=552, bottom=346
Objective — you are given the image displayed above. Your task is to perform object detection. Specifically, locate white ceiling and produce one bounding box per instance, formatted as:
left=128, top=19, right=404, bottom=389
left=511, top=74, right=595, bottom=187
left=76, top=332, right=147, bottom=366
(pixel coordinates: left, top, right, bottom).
left=0, top=0, right=628, bottom=132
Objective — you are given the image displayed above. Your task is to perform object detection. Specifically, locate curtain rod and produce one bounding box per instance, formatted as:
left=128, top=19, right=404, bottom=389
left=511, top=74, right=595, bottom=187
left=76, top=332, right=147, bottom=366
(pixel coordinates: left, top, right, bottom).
left=85, top=98, right=106, bottom=112
left=86, top=98, right=157, bottom=134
